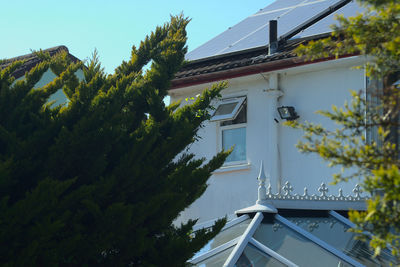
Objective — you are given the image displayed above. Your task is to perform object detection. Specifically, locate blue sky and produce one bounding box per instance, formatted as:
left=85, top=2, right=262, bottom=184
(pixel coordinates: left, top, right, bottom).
left=0, top=0, right=274, bottom=74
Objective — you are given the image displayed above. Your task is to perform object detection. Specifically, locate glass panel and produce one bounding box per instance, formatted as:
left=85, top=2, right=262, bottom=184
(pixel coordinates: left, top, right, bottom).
left=214, top=102, right=238, bottom=116
left=288, top=215, right=395, bottom=266
left=211, top=97, right=246, bottom=122
left=253, top=219, right=352, bottom=267
left=194, top=219, right=251, bottom=258
left=235, top=244, right=286, bottom=267
left=221, top=104, right=247, bottom=126
left=194, top=247, right=234, bottom=267
left=222, top=127, right=246, bottom=162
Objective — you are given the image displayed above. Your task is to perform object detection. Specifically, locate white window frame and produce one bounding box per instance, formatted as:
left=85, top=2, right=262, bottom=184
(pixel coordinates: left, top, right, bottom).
left=213, top=96, right=247, bottom=167
left=210, top=96, right=246, bottom=122
left=220, top=124, right=247, bottom=166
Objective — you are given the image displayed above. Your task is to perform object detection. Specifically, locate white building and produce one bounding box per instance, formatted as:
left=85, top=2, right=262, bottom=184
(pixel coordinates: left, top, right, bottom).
left=170, top=0, right=369, bottom=224
left=169, top=1, right=399, bottom=265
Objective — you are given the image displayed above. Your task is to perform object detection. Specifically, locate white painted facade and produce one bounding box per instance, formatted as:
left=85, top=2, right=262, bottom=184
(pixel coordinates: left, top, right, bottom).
left=170, top=56, right=367, bottom=224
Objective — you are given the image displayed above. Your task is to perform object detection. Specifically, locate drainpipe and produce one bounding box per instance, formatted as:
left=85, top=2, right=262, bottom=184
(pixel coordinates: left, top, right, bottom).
left=264, top=73, right=283, bottom=193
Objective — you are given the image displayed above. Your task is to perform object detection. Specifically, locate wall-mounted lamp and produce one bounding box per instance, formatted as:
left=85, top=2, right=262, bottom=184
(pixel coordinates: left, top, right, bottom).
left=277, top=106, right=299, bottom=121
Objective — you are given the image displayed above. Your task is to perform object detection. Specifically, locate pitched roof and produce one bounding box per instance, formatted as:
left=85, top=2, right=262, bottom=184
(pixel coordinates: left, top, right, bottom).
left=172, top=34, right=334, bottom=89
left=186, top=0, right=363, bottom=61
left=171, top=0, right=364, bottom=89
left=0, top=45, right=80, bottom=79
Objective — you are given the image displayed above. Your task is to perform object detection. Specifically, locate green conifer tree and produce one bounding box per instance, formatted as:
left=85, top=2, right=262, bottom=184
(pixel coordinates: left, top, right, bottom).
left=0, top=15, right=228, bottom=266
left=288, top=0, right=400, bottom=261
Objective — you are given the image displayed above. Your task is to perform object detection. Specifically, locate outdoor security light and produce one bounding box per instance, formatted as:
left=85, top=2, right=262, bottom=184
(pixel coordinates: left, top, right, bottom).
left=277, top=106, right=299, bottom=121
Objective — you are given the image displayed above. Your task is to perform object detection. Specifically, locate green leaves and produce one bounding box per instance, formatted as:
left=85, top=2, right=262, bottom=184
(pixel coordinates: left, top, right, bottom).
left=0, top=15, right=227, bottom=266
left=290, top=0, right=400, bottom=262
left=296, top=0, right=400, bottom=81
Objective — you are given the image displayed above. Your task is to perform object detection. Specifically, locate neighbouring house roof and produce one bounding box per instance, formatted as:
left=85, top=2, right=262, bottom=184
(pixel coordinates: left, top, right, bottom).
left=0, top=45, right=80, bottom=79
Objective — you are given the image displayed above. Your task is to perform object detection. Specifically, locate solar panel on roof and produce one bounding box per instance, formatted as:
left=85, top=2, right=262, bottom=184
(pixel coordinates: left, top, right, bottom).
left=256, top=0, right=306, bottom=13
left=223, top=0, right=339, bottom=54
left=292, top=1, right=365, bottom=39
left=186, top=0, right=363, bottom=61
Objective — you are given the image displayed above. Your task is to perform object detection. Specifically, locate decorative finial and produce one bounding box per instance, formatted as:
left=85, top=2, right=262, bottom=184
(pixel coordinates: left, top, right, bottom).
left=318, top=183, right=329, bottom=198
left=282, top=181, right=293, bottom=196
left=263, top=181, right=368, bottom=203
left=257, top=161, right=267, bottom=204
left=353, top=184, right=362, bottom=199
left=235, top=161, right=277, bottom=214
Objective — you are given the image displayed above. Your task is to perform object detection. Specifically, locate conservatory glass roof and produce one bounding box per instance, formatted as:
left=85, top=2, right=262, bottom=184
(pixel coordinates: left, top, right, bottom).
left=190, top=211, right=395, bottom=267
left=189, top=163, right=396, bottom=267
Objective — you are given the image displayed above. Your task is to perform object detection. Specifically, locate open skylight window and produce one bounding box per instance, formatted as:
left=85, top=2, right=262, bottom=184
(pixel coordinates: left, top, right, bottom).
left=210, top=97, right=246, bottom=122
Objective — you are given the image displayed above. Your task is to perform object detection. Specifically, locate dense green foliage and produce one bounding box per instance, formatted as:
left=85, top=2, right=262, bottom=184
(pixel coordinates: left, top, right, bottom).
left=289, top=0, right=400, bottom=261
left=0, top=16, right=228, bottom=266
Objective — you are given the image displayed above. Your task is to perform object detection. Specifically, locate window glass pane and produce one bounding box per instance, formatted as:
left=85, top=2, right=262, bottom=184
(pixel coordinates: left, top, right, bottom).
left=194, top=247, right=234, bottom=267
left=193, top=219, right=251, bottom=258
left=221, top=104, right=247, bottom=126
left=288, top=215, right=395, bottom=266
left=222, top=127, right=246, bottom=162
left=214, top=102, right=238, bottom=116
left=253, top=220, right=352, bottom=267
left=235, top=244, right=286, bottom=267
left=211, top=97, right=246, bottom=122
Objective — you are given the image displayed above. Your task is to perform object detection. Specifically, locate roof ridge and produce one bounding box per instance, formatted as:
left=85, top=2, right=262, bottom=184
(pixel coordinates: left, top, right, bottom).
left=0, top=45, right=80, bottom=80
left=1, top=45, right=69, bottom=64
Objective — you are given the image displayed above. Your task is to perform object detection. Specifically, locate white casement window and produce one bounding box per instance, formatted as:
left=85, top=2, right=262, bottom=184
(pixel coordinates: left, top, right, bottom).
left=210, top=97, right=246, bottom=122
left=211, top=97, right=247, bottom=165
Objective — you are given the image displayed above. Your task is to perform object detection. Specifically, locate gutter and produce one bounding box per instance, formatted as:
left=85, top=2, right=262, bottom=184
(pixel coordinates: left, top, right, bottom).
left=171, top=54, right=356, bottom=89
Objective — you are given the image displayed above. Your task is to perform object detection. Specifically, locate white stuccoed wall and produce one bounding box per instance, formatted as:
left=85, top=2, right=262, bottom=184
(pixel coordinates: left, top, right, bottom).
left=170, top=56, right=367, bottom=224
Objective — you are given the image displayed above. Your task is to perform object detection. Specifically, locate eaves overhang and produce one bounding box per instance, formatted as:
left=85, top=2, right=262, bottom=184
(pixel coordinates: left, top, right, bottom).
left=170, top=31, right=357, bottom=90
left=171, top=53, right=356, bottom=90
left=171, top=56, right=296, bottom=89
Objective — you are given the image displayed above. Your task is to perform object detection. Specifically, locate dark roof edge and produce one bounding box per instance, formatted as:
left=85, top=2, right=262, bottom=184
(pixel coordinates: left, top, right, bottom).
left=171, top=54, right=356, bottom=90
left=1, top=45, right=69, bottom=64
left=171, top=33, right=338, bottom=90
left=1, top=45, right=81, bottom=79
